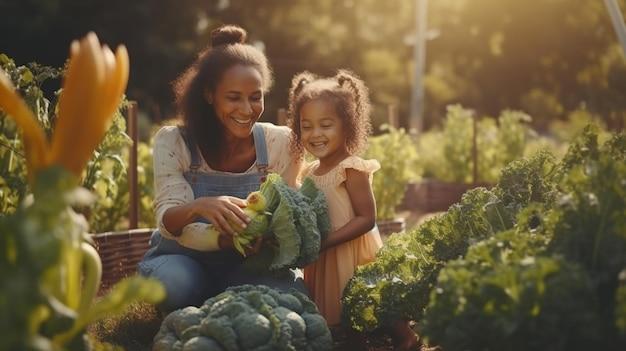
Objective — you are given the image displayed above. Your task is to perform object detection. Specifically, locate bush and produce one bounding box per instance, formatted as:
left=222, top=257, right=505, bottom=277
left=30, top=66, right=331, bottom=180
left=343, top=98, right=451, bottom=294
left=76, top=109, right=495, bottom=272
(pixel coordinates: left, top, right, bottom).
left=417, top=105, right=535, bottom=184
left=364, top=124, right=420, bottom=220
left=342, top=126, right=625, bottom=344
left=422, top=128, right=626, bottom=350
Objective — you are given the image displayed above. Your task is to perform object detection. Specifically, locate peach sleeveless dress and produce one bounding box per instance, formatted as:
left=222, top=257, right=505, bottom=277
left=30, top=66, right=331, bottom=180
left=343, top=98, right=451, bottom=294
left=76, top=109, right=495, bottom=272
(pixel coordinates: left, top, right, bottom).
left=303, top=155, right=383, bottom=326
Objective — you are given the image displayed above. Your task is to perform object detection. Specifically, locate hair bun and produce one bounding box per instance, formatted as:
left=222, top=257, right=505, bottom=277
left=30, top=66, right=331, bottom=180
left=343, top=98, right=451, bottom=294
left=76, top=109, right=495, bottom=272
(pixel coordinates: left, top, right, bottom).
left=211, top=25, right=247, bottom=47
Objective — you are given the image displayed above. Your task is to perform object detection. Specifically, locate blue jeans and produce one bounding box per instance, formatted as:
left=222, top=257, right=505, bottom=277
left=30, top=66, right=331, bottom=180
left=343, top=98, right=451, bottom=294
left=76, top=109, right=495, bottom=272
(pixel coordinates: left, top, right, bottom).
left=138, top=233, right=307, bottom=314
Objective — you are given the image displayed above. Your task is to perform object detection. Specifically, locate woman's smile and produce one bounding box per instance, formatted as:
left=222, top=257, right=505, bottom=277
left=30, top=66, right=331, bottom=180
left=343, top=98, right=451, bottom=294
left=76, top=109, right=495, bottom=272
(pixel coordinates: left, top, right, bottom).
left=209, top=64, right=265, bottom=139
left=230, top=116, right=253, bottom=128
left=232, top=117, right=252, bottom=125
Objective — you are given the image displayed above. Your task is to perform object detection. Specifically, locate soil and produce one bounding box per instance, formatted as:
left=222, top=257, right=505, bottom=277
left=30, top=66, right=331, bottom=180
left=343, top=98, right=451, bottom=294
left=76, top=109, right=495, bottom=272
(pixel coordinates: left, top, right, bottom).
left=89, top=303, right=440, bottom=351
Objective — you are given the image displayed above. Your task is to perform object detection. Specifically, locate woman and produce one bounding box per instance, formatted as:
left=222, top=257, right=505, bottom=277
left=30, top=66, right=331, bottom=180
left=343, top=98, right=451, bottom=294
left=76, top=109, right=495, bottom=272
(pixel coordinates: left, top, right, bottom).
left=138, top=25, right=305, bottom=314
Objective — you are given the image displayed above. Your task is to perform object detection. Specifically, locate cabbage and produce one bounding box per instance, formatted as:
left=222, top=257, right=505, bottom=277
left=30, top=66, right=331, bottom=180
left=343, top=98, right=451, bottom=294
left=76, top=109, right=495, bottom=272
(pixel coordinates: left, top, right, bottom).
left=299, top=177, right=331, bottom=242
left=242, top=174, right=330, bottom=271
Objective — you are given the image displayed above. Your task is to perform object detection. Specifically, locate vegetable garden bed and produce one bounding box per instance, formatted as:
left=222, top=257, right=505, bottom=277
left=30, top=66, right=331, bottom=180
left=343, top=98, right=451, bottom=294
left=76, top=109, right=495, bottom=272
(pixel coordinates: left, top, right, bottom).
left=90, top=302, right=439, bottom=350
left=90, top=210, right=440, bottom=350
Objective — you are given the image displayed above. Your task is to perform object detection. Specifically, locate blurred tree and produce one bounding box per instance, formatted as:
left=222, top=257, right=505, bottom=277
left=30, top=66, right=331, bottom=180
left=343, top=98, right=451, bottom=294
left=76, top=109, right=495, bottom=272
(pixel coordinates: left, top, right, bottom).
left=205, top=0, right=356, bottom=122
left=0, top=0, right=205, bottom=120
left=427, top=0, right=626, bottom=129
left=212, top=0, right=625, bottom=129
left=205, top=0, right=415, bottom=126
left=2, top=0, right=623, bottom=130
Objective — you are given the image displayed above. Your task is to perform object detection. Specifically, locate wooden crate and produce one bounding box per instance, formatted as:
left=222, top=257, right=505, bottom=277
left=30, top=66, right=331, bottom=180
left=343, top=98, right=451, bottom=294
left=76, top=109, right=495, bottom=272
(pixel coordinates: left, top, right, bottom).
left=377, top=218, right=406, bottom=237
left=401, top=179, right=492, bottom=213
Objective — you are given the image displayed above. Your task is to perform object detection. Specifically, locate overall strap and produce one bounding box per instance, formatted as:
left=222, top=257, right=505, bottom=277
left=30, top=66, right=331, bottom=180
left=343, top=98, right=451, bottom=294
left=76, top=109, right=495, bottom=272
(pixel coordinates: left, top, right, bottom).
left=178, top=127, right=201, bottom=172
left=252, top=124, right=269, bottom=175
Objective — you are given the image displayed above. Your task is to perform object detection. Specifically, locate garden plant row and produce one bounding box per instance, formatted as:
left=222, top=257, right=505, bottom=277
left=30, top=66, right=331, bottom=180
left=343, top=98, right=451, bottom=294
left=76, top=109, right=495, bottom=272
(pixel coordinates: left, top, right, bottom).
left=343, top=127, right=626, bottom=350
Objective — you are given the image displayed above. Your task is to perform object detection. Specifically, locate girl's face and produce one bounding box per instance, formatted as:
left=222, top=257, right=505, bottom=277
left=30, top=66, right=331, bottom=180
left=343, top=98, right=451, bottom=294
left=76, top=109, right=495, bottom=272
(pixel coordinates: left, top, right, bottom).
left=300, top=98, right=348, bottom=162
left=206, top=64, right=264, bottom=139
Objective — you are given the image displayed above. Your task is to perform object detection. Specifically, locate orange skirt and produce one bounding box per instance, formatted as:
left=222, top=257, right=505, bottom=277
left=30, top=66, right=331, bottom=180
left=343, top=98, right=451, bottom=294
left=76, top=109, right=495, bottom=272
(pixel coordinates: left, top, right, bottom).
left=304, top=230, right=382, bottom=326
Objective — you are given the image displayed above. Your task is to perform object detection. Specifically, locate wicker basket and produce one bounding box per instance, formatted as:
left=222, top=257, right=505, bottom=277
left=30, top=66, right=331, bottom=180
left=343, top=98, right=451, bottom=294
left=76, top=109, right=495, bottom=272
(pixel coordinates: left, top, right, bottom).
left=91, top=228, right=154, bottom=293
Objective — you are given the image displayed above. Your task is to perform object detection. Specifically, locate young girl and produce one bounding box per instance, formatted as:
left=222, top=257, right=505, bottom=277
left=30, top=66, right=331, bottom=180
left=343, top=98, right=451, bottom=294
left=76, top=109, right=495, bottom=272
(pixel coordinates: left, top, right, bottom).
left=288, top=70, right=419, bottom=350
left=288, top=70, right=380, bottom=328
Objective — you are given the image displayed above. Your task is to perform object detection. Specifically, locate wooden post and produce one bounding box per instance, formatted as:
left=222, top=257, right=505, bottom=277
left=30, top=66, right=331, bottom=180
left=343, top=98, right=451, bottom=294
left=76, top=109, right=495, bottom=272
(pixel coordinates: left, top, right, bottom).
left=409, top=0, right=429, bottom=133
left=387, top=104, right=399, bottom=128
left=472, top=112, right=478, bottom=185
left=277, top=108, right=288, bottom=126
left=604, top=0, right=626, bottom=56
left=127, top=101, right=139, bottom=229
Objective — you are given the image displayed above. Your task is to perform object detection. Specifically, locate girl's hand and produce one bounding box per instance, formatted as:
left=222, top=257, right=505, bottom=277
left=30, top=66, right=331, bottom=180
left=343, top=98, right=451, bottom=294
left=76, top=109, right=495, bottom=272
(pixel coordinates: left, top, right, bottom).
left=218, top=234, right=264, bottom=256
left=217, top=232, right=235, bottom=250
left=244, top=236, right=264, bottom=256
left=193, top=196, right=250, bottom=235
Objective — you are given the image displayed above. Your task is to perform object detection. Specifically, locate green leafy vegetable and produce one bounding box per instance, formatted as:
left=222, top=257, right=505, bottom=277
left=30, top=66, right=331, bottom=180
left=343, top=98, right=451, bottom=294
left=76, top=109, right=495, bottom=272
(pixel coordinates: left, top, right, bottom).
left=153, top=285, right=333, bottom=351
left=421, top=129, right=626, bottom=350
left=342, top=139, right=561, bottom=331
left=243, top=174, right=330, bottom=271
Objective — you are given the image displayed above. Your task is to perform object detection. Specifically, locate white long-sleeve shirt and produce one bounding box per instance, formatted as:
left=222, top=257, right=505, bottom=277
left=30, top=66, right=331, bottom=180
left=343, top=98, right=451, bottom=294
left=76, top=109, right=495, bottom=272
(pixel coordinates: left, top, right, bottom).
left=152, top=122, right=302, bottom=251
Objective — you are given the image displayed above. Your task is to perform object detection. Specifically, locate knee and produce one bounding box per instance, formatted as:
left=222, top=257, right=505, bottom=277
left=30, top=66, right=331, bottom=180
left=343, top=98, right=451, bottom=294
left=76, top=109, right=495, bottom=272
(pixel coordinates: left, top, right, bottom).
left=141, top=255, right=210, bottom=314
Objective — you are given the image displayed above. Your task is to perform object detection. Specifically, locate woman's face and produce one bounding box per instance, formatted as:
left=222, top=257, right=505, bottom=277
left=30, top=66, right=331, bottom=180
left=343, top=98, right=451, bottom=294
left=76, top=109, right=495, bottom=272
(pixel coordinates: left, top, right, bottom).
left=207, top=64, right=264, bottom=139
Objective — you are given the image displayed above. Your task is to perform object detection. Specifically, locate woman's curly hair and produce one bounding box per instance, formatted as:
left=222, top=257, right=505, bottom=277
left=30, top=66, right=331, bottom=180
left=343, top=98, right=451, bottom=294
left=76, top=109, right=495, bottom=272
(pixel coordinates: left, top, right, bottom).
left=287, top=69, right=372, bottom=158
left=172, top=25, right=273, bottom=156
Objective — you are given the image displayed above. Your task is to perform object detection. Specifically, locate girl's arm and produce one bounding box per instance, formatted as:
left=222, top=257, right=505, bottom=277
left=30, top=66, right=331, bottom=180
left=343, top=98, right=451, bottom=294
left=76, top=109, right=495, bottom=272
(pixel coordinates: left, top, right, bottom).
left=321, top=168, right=377, bottom=250
left=266, top=124, right=304, bottom=188
left=281, top=154, right=304, bottom=188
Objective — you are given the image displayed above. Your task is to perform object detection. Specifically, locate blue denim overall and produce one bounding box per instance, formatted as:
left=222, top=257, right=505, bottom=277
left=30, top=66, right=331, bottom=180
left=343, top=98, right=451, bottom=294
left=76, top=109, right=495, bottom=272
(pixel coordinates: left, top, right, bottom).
left=138, top=124, right=306, bottom=314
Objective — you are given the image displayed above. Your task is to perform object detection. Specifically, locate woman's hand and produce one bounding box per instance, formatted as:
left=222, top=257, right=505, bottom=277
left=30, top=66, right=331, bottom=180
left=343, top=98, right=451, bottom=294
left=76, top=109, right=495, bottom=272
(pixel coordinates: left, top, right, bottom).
left=193, top=196, right=251, bottom=235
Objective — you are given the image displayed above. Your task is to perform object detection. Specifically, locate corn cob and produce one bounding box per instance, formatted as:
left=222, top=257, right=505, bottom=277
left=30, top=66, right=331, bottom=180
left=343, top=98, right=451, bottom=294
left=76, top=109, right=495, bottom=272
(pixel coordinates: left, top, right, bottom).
left=49, top=33, right=129, bottom=177
left=231, top=191, right=270, bottom=256
left=0, top=32, right=129, bottom=180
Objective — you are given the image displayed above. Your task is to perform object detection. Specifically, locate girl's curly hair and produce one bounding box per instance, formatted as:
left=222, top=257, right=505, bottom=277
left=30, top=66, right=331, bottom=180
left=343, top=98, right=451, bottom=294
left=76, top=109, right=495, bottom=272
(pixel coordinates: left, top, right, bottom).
left=287, top=69, right=372, bottom=158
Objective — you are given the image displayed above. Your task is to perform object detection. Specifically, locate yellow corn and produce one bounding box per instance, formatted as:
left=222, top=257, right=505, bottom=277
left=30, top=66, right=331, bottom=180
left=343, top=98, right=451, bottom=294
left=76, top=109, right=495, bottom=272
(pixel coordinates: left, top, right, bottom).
left=0, top=32, right=129, bottom=180
left=50, top=33, right=108, bottom=176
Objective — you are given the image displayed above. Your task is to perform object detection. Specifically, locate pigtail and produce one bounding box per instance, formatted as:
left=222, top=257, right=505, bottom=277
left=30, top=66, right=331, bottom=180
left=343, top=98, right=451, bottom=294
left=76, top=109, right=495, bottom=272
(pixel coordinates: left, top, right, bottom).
left=335, top=70, right=372, bottom=154
left=288, top=71, right=315, bottom=106
left=287, top=71, right=317, bottom=158
left=336, top=70, right=370, bottom=123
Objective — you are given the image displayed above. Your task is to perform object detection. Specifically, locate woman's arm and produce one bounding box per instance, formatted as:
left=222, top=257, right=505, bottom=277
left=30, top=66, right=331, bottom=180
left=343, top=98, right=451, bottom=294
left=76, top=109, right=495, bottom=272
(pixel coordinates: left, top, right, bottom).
left=321, top=168, right=377, bottom=250
left=162, top=196, right=249, bottom=236
left=153, top=127, right=249, bottom=239
left=160, top=202, right=197, bottom=236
